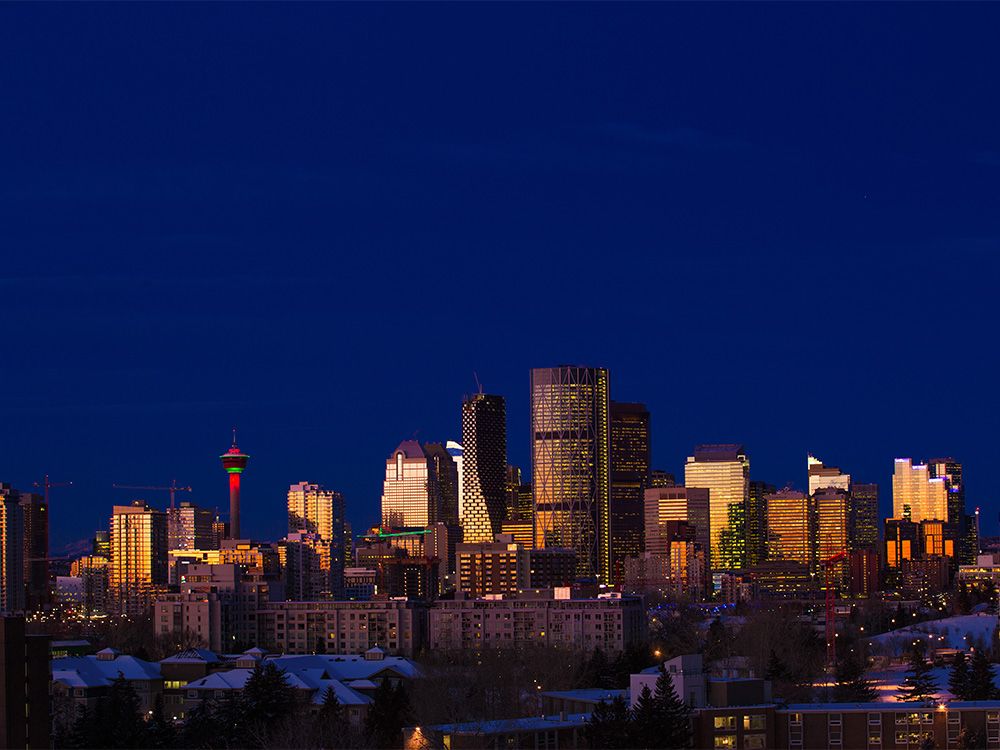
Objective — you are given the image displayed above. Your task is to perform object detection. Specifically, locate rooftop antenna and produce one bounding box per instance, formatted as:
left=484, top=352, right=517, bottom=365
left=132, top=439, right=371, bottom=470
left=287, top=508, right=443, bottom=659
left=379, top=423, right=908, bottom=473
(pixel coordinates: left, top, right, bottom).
left=231, top=426, right=238, bottom=448
left=473, top=371, right=483, bottom=394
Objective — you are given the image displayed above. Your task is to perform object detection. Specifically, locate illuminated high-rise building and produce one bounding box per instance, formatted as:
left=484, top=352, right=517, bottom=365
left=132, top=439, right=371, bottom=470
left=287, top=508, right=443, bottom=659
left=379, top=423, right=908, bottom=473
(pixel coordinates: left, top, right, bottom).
left=849, top=483, right=879, bottom=550
left=807, top=455, right=851, bottom=495
left=381, top=441, right=440, bottom=528
left=684, top=445, right=749, bottom=571
left=814, top=487, right=849, bottom=584
left=279, top=531, right=332, bottom=600
left=765, top=489, right=810, bottom=566
left=531, top=365, right=611, bottom=580
left=505, top=465, right=533, bottom=523
left=745, top=480, right=775, bottom=567
left=609, top=401, right=651, bottom=583
left=92, top=530, right=111, bottom=559
left=109, top=502, right=168, bottom=613
left=220, top=432, right=249, bottom=539
left=166, top=501, right=214, bottom=551
left=286, top=482, right=346, bottom=597
left=0, top=486, right=25, bottom=614
left=928, top=458, right=964, bottom=526
left=461, top=393, right=507, bottom=544
left=643, top=486, right=710, bottom=561
left=19, top=492, right=48, bottom=610
left=892, top=458, right=947, bottom=522
left=424, top=443, right=460, bottom=527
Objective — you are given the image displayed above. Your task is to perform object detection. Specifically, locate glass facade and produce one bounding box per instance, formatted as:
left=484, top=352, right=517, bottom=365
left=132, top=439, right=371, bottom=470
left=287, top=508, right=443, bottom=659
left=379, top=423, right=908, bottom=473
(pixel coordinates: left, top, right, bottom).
left=892, top=458, right=947, bottom=523
left=287, top=482, right=346, bottom=598
left=531, top=366, right=610, bottom=581
left=684, top=445, right=749, bottom=571
left=109, top=502, right=168, bottom=614
left=765, top=489, right=810, bottom=565
left=381, top=441, right=440, bottom=528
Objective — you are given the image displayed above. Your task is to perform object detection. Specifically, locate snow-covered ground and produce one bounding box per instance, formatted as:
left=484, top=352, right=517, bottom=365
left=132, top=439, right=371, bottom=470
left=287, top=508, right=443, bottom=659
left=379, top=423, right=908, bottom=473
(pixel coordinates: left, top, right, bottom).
left=866, top=614, right=997, bottom=657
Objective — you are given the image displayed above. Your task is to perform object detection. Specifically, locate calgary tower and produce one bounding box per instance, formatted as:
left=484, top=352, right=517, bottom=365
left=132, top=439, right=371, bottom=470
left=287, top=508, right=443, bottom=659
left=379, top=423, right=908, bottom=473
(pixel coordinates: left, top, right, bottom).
left=220, top=429, right=249, bottom=539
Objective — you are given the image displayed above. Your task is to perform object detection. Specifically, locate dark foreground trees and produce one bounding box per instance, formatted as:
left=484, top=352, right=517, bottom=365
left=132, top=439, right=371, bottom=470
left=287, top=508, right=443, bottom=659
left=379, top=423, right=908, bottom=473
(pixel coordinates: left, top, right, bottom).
left=585, top=667, right=692, bottom=749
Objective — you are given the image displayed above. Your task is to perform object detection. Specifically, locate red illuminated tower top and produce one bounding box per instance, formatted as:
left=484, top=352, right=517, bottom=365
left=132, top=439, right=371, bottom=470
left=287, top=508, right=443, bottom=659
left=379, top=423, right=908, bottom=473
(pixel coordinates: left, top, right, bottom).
left=220, top=429, right=250, bottom=474
left=220, top=428, right=249, bottom=539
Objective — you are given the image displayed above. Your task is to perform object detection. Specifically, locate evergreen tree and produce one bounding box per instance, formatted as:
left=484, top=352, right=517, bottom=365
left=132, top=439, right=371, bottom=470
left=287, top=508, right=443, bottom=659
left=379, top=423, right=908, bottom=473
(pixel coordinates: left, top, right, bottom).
left=146, top=693, right=177, bottom=749
left=833, top=653, right=877, bottom=703
left=576, top=648, right=611, bottom=688
left=950, top=652, right=971, bottom=700
left=967, top=649, right=997, bottom=700
left=241, top=661, right=298, bottom=747
left=705, top=618, right=728, bottom=663
left=628, top=685, right=660, bottom=749
left=179, top=699, right=221, bottom=750
left=765, top=649, right=788, bottom=682
left=653, top=667, right=693, bottom=749
left=366, top=679, right=410, bottom=749
left=584, top=696, right=630, bottom=750
left=104, top=673, right=149, bottom=748
left=898, top=646, right=938, bottom=703
left=313, top=687, right=348, bottom=750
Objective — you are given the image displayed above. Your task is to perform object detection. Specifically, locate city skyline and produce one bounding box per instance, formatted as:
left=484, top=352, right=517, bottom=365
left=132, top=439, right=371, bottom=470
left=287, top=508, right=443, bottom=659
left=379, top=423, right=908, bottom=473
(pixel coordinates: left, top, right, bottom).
left=4, top=373, right=992, bottom=552
left=3, top=4, right=1000, bottom=550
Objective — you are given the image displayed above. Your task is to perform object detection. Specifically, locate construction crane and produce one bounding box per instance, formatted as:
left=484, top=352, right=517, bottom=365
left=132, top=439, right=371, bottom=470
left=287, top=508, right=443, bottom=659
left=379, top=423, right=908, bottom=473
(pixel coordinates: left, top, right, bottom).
left=821, top=549, right=849, bottom=667
left=33, top=474, right=72, bottom=507
left=112, top=479, right=192, bottom=509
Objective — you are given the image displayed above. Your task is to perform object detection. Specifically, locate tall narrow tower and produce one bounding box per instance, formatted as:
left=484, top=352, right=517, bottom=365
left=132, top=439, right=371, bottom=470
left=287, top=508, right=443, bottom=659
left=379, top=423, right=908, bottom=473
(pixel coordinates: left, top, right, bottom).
left=220, top=430, right=249, bottom=539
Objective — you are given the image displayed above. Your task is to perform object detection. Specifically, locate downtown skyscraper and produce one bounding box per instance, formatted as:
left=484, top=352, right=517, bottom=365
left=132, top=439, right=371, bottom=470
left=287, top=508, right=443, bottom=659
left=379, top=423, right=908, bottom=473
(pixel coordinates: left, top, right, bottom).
left=684, top=444, right=750, bottom=572
left=609, top=401, right=650, bottom=583
left=892, top=458, right=947, bottom=523
left=531, top=366, right=610, bottom=580
left=460, top=393, right=507, bottom=544
left=381, top=441, right=441, bottom=528
left=287, top=481, right=346, bottom=597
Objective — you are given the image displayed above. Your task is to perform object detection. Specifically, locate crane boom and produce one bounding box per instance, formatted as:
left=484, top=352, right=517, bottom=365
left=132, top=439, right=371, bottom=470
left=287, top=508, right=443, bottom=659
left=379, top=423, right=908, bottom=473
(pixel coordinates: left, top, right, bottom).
left=112, top=480, right=192, bottom=509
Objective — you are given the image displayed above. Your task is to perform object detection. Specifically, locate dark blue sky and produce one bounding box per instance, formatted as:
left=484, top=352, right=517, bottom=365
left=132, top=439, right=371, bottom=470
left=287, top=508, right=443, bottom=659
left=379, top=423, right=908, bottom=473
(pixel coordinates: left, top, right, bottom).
left=2, top=4, right=999, bottom=549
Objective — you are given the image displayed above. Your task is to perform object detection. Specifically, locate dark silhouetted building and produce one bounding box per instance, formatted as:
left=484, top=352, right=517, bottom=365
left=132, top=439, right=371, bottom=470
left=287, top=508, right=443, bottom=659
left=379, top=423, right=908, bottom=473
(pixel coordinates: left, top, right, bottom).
left=424, top=443, right=460, bottom=527
left=527, top=547, right=577, bottom=589
left=0, top=616, right=50, bottom=748
left=849, top=482, right=879, bottom=550
left=746, top=480, right=775, bottom=566
left=648, top=470, right=675, bottom=488
left=609, top=401, right=650, bottom=584
left=19, top=492, right=47, bottom=611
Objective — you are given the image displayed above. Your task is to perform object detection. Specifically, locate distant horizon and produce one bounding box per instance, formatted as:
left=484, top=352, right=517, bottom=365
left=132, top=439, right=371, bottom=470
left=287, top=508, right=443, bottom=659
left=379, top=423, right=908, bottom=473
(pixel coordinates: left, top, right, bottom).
left=3, top=4, right=999, bottom=549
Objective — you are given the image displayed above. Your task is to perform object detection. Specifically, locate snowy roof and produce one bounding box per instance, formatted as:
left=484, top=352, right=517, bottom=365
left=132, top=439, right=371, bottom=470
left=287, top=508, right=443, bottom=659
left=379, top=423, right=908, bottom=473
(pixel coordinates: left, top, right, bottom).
left=265, top=653, right=421, bottom=681
left=185, top=667, right=370, bottom=706
left=161, top=649, right=220, bottom=664
left=414, top=713, right=590, bottom=734
left=540, top=689, right=626, bottom=704
left=52, top=654, right=161, bottom=688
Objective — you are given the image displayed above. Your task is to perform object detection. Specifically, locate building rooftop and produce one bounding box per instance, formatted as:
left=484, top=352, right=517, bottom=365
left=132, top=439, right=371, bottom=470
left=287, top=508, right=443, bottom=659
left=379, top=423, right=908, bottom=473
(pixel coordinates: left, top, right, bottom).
left=52, top=653, right=162, bottom=688
left=540, top=689, right=626, bottom=704
left=391, top=440, right=425, bottom=459
left=691, top=444, right=745, bottom=462
left=413, top=713, right=591, bottom=735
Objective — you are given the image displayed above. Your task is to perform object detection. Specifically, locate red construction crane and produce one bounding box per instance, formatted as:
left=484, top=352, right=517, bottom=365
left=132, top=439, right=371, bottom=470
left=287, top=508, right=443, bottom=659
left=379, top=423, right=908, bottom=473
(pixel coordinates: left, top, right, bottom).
left=112, top=479, right=192, bottom=509
left=33, top=474, right=72, bottom=506
left=822, top=549, right=848, bottom=667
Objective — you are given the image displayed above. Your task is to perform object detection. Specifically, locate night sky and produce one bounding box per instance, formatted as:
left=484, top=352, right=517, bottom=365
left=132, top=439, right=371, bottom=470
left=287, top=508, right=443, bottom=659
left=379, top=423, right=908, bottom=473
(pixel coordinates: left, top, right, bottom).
left=3, top=4, right=1000, bottom=550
